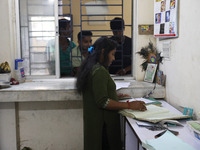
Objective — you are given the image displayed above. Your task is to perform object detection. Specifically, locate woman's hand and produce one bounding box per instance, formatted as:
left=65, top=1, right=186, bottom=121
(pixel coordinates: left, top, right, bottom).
left=129, top=101, right=147, bottom=111
left=118, top=93, right=131, bottom=100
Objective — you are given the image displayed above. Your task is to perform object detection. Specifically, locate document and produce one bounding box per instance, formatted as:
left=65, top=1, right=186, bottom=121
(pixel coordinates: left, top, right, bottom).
left=119, top=104, right=191, bottom=123
left=120, top=98, right=161, bottom=106
left=142, top=130, right=196, bottom=150
left=115, top=81, right=130, bottom=90
left=135, top=98, right=162, bottom=106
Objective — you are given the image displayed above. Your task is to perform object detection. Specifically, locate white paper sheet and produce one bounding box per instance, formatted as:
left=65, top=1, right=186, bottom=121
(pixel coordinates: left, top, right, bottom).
left=143, top=130, right=196, bottom=150
left=115, top=81, right=130, bottom=90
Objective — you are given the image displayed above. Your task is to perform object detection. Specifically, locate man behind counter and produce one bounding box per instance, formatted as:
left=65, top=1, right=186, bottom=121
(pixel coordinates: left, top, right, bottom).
left=109, top=17, right=132, bottom=76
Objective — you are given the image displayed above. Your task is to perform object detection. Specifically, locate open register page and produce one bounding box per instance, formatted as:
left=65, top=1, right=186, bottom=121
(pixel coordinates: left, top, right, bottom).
left=119, top=103, right=191, bottom=123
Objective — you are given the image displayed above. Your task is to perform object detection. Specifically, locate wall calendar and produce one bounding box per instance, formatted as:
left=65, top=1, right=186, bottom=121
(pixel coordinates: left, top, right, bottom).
left=154, top=0, right=178, bottom=38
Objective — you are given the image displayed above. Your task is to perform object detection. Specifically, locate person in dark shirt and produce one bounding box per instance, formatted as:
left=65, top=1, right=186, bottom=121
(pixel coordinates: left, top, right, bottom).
left=109, top=17, right=132, bottom=75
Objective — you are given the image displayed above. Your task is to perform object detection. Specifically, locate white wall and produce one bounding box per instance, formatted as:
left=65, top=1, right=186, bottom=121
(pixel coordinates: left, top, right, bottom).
left=0, top=0, right=12, bottom=63
left=18, top=102, right=83, bottom=150
left=0, top=103, right=17, bottom=150
left=156, top=0, right=200, bottom=119
left=0, top=0, right=17, bottom=77
left=135, top=0, right=156, bottom=80
left=136, top=0, right=200, bottom=119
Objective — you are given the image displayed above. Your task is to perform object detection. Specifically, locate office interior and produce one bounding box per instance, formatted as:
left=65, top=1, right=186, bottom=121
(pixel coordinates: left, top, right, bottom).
left=0, top=0, right=200, bottom=150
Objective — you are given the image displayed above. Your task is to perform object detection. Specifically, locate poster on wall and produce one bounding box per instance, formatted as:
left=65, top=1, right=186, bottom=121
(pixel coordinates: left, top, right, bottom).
left=154, top=0, right=178, bottom=38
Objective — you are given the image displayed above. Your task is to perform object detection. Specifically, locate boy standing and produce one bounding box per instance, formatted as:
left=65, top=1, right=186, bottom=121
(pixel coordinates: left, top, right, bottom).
left=72, top=31, right=92, bottom=76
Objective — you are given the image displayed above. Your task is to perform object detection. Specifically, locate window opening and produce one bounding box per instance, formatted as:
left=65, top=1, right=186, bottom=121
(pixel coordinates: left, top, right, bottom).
left=79, top=0, right=133, bottom=77
left=58, top=0, right=74, bottom=77
left=19, top=0, right=57, bottom=76
left=18, top=0, right=133, bottom=78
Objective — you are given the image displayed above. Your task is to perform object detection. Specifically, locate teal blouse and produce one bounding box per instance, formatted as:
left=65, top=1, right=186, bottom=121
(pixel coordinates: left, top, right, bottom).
left=82, top=64, right=122, bottom=150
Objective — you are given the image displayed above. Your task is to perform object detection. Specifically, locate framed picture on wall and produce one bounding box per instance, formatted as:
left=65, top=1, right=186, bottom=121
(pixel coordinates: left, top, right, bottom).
left=144, top=63, right=158, bottom=83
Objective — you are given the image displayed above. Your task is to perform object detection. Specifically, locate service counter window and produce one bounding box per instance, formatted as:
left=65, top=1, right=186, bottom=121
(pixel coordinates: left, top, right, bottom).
left=18, top=0, right=134, bottom=79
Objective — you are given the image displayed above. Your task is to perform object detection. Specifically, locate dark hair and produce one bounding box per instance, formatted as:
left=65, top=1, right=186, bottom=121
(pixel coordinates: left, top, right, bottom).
left=59, top=18, right=70, bottom=29
left=77, top=31, right=93, bottom=41
left=76, top=37, right=117, bottom=94
left=110, top=17, right=124, bottom=30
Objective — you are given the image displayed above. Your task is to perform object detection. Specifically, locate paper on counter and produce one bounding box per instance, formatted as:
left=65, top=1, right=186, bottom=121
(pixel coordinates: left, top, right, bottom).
left=142, top=130, right=196, bottom=150
left=115, top=81, right=130, bottom=90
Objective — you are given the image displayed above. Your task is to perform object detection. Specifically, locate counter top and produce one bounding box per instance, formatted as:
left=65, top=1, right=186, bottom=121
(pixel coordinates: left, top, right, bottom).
left=0, top=78, right=77, bottom=91
left=0, top=78, right=165, bottom=102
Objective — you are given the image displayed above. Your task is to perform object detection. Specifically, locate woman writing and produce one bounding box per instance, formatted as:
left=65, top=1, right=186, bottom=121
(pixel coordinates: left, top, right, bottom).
left=76, top=37, right=146, bottom=150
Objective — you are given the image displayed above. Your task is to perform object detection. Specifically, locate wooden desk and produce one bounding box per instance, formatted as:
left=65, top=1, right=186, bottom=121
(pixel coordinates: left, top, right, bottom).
left=123, top=100, right=200, bottom=150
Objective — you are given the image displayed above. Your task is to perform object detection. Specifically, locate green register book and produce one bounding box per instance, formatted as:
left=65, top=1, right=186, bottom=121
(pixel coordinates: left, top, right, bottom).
left=119, top=104, right=191, bottom=123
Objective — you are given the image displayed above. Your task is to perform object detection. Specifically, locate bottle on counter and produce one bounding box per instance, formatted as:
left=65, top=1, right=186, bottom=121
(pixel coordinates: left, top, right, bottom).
left=15, top=59, right=25, bottom=83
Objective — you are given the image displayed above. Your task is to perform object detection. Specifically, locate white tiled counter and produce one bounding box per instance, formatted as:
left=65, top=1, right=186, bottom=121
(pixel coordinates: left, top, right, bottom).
left=0, top=78, right=165, bottom=150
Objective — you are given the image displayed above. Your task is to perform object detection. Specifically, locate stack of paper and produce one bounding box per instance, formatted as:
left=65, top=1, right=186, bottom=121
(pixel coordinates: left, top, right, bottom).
left=142, top=130, right=196, bottom=150
left=119, top=104, right=191, bottom=123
